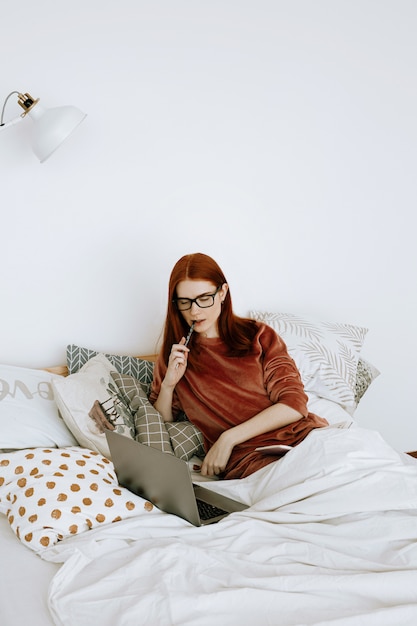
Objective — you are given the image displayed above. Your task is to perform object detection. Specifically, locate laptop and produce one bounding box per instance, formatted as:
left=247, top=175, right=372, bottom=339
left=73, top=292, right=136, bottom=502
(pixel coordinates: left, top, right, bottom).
left=105, top=430, right=248, bottom=526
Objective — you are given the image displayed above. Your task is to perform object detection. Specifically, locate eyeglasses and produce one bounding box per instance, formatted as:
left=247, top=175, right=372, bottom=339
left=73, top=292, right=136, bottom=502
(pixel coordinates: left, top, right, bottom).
left=173, top=286, right=221, bottom=311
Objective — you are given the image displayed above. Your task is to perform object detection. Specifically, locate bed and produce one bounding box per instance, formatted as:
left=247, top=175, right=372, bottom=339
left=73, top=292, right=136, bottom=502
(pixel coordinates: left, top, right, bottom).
left=1, top=310, right=417, bottom=626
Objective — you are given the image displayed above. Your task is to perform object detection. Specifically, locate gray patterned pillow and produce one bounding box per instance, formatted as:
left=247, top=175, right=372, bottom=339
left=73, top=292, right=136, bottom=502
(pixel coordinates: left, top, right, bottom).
left=354, top=357, right=380, bottom=405
left=66, top=345, right=154, bottom=394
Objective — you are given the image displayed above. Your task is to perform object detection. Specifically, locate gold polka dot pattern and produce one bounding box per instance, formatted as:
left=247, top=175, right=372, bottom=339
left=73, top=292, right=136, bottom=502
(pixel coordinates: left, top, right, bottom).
left=0, top=447, right=146, bottom=553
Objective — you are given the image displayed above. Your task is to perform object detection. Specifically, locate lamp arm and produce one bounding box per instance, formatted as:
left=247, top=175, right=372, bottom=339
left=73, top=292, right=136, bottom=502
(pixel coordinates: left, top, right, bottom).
left=0, top=90, right=22, bottom=126
left=0, top=115, right=24, bottom=131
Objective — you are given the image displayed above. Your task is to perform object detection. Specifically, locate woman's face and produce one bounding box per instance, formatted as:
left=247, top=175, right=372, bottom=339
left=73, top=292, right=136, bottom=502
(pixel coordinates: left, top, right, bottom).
left=175, top=279, right=228, bottom=339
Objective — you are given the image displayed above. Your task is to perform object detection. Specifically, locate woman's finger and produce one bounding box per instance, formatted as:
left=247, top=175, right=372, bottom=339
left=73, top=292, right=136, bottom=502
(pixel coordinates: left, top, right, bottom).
left=170, top=341, right=190, bottom=369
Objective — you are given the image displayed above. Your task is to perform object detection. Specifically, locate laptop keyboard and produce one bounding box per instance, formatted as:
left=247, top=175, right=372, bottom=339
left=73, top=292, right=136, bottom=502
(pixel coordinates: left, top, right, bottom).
left=197, top=499, right=228, bottom=521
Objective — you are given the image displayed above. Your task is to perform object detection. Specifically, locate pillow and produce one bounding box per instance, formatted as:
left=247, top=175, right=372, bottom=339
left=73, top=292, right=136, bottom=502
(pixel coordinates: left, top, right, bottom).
left=110, top=372, right=205, bottom=460
left=88, top=398, right=136, bottom=440
left=52, top=354, right=135, bottom=458
left=66, top=344, right=154, bottom=394
left=249, top=310, right=368, bottom=412
left=0, top=447, right=147, bottom=553
left=354, top=357, right=380, bottom=405
left=0, top=364, right=77, bottom=450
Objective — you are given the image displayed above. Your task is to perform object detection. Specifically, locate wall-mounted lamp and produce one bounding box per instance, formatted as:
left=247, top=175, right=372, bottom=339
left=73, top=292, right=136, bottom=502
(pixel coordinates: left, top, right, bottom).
left=0, top=91, right=86, bottom=163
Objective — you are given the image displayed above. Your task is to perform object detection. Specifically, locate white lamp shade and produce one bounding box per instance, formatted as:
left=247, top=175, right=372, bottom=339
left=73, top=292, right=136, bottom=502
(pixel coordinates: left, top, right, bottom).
left=27, top=103, right=87, bottom=162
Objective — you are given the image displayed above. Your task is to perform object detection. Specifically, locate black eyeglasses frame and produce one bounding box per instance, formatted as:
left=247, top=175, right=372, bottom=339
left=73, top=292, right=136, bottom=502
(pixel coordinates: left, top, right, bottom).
left=172, top=286, right=222, bottom=311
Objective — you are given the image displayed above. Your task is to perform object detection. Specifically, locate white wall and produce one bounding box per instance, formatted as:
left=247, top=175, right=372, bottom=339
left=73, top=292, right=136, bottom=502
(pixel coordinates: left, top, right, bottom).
left=1, top=1, right=416, bottom=452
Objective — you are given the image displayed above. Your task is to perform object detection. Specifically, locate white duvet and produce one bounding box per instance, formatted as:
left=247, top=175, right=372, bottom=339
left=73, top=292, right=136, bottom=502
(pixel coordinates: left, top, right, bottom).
left=42, top=423, right=417, bottom=626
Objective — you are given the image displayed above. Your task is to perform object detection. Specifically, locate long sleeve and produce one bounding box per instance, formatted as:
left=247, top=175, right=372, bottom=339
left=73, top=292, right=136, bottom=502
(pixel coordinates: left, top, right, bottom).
left=149, top=322, right=328, bottom=479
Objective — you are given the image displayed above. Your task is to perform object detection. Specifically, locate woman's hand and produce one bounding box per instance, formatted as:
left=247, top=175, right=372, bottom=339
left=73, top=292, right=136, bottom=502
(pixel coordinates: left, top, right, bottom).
left=153, top=337, right=191, bottom=423
left=200, top=404, right=304, bottom=476
left=163, top=337, right=190, bottom=388
left=200, top=431, right=234, bottom=477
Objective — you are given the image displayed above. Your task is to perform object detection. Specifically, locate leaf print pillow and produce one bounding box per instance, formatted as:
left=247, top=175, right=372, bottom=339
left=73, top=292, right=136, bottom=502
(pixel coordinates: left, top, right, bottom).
left=249, top=311, right=368, bottom=413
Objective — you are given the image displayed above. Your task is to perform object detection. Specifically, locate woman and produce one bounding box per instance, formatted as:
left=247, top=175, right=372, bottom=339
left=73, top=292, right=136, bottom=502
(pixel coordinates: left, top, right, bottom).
left=149, top=253, right=328, bottom=480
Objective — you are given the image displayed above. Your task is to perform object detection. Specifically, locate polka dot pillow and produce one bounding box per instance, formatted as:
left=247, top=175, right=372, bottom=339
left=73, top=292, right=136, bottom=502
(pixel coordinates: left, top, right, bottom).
left=0, top=447, right=146, bottom=553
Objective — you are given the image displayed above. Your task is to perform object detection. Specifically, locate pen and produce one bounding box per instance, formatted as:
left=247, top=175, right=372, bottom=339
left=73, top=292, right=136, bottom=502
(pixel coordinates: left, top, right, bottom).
left=184, top=322, right=195, bottom=346
left=176, top=322, right=195, bottom=368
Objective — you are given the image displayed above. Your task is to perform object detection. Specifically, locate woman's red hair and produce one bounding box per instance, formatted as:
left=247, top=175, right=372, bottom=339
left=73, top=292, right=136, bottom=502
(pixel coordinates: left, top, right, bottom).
left=161, top=253, right=258, bottom=367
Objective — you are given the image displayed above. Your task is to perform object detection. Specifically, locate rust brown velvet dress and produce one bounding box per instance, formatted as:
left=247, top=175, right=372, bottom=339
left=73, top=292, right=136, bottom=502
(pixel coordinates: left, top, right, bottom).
left=149, top=322, right=328, bottom=479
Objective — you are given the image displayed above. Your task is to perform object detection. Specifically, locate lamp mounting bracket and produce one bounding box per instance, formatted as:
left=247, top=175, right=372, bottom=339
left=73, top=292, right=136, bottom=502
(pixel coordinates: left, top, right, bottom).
left=17, top=92, right=39, bottom=116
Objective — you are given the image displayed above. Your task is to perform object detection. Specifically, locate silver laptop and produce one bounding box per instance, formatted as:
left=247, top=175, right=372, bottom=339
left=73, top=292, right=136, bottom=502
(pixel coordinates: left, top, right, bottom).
left=105, top=430, right=248, bottom=526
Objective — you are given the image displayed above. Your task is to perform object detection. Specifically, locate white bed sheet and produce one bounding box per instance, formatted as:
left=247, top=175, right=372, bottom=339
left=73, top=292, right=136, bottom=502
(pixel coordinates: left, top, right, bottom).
left=0, top=514, right=59, bottom=626
left=39, top=424, right=417, bottom=626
